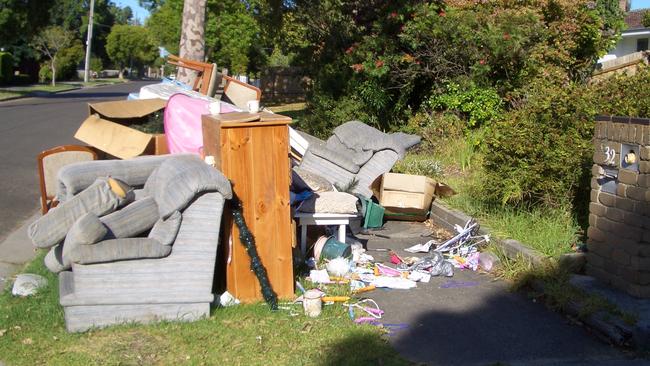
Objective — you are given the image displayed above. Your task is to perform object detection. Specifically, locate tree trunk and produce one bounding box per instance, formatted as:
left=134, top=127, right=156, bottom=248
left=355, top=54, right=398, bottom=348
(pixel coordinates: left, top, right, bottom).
left=51, top=56, right=56, bottom=87
left=177, top=0, right=206, bottom=84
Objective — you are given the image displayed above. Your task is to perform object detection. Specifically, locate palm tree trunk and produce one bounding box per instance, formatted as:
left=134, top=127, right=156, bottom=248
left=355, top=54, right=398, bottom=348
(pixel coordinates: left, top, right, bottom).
left=177, top=0, right=206, bottom=84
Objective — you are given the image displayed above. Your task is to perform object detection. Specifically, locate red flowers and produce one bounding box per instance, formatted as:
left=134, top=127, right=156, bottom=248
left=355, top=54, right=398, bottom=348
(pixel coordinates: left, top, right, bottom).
left=375, top=60, right=384, bottom=68
left=351, top=63, right=364, bottom=72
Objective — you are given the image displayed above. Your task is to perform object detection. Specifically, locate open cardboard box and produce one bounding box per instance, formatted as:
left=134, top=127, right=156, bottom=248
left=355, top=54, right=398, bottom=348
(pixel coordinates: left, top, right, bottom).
left=378, top=173, right=456, bottom=221
left=74, top=98, right=169, bottom=159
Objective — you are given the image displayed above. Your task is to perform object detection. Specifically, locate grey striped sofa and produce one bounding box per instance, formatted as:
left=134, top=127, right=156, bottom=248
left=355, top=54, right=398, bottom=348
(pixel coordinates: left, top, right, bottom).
left=52, top=155, right=229, bottom=332
left=297, top=121, right=421, bottom=198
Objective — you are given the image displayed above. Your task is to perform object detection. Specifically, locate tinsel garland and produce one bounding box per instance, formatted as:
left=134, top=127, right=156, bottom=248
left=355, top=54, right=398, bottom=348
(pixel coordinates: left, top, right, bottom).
left=230, top=196, right=278, bottom=310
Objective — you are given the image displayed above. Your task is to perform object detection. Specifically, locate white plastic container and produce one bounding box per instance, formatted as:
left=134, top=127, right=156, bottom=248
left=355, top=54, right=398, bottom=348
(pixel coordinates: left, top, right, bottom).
left=303, top=289, right=323, bottom=317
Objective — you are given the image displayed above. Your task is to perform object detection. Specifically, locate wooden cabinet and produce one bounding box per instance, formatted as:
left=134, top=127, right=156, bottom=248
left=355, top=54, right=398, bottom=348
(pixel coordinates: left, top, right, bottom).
left=202, top=114, right=294, bottom=302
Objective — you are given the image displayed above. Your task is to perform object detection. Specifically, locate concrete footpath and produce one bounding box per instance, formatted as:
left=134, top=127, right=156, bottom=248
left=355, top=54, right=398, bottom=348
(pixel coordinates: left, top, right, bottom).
left=356, top=221, right=646, bottom=365
left=0, top=213, right=39, bottom=291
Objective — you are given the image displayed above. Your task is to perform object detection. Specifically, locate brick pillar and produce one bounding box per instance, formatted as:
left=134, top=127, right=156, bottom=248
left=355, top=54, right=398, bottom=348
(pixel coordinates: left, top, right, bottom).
left=587, top=116, right=650, bottom=298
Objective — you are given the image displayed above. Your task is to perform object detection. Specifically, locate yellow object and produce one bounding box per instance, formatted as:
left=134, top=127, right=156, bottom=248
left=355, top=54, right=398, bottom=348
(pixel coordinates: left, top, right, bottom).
left=108, top=177, right=129, bottom=198
left=353, top=285, right=376, bottom=294
left=322, top=296, right=350, bottom=302
left=625, top=152, right=637, bottom=164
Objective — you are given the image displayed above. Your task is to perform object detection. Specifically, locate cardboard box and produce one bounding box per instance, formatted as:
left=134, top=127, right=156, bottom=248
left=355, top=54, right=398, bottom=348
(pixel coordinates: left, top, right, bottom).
left=74, top=99, right=168, bottom=159
left=380, top=173, right=436, bottom=221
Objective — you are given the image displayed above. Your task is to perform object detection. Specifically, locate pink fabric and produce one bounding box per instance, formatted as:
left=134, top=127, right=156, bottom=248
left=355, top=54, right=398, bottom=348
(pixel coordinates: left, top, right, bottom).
left=163, top=93, right=238, bottom=155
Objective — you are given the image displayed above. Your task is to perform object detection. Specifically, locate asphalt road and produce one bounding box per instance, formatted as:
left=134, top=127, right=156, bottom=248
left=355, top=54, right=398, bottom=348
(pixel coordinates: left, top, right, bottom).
left=0, top=81, right=154, bottom=242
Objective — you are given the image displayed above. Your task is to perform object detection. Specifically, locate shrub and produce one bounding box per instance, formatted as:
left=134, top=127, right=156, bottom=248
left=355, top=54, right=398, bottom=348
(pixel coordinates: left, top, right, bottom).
left=428, top=82, right=503, bottom=128
left=482, top=67, right=650, bottom=207
left=0, top=51, right=13, bottom=84
left=403, top=111, right=464, bottom=151
left=482, top=79, right=596, bottom=207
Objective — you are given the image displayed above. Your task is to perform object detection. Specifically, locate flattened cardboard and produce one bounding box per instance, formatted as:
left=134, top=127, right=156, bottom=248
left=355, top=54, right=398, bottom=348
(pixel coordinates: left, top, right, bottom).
left=88, top=98, right=166, bottom=119
left=75, top=115, right=153, bottom=159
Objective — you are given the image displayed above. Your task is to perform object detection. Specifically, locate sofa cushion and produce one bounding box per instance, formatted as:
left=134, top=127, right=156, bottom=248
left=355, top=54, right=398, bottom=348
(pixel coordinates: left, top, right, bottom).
left=147, top=155, right=232, bottom=218
left=29, top=178, right=132, bottom=249
left=61, top=213, right=108, bottom=267
left=69, top=238, right=172, bottom=264
left=44, top=245, right=66, bottom=273
left=291, top=167, right=333, bottom=192
left=100, top=196, right=159, bottom=239
left=298, top=191, right=359, bottom=214
left=148, top=210, right=182, bottom=246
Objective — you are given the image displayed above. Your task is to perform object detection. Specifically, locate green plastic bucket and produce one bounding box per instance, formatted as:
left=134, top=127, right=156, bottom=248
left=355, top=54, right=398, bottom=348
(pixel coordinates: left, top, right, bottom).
left=361, top=197, right=384, bottom=229
left=314, top=236, right=352, bottom=260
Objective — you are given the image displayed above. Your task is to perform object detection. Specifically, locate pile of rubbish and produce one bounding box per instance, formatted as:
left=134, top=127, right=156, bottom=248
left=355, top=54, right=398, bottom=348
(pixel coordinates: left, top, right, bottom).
left=291, top=219, right=496, bottom=322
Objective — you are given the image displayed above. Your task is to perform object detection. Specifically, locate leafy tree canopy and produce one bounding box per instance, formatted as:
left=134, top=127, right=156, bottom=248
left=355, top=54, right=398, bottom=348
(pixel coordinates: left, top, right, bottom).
left=106, top=24, right=158, bottom=77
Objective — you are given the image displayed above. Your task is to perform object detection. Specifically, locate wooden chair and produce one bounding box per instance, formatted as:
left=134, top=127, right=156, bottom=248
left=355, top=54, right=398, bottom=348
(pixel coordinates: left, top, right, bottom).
left=37, top=145, right=97, bottom=214
left=222, top=74, right=262, bottom=110
left=167, top=55, right=216, bottom=96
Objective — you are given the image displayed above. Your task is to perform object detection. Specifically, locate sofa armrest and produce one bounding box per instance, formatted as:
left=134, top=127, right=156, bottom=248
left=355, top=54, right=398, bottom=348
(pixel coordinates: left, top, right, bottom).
left=56, top=154, right=181, bottom=201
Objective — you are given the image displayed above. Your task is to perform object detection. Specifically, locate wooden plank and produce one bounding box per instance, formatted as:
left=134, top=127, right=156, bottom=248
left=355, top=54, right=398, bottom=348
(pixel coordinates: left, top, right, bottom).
left=220, top=120, right=292, bottom=128
left=250, top=125, right=278, bottom=299
left=201, top=115, right=221, bottom=169
left=224, top=126, right=259, bottom=301
left=214, top=112, right=260, bottom=123
left=271, top=124, right=294, bottom=298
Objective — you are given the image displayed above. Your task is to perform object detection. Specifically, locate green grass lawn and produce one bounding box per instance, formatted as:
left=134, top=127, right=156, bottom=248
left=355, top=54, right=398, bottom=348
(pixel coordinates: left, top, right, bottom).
left=0, top=79, right=128, bottom=101
left=0, top=84, right=77, bottom=100
left=0, top=252, right=409, bottom=366
left=394, top=134, right=580, bottom=258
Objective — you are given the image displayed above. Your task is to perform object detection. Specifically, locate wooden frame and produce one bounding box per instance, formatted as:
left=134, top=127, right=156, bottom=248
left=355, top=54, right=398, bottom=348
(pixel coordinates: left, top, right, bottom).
left=37, top=145, right=97, bottom=214
left=167, top=54, right=215, bottom=95
left=222, top=74, right=262, bottom=101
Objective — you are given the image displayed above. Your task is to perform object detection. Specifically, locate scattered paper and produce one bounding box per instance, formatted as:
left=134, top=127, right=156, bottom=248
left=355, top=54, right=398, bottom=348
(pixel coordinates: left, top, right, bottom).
left=372, top=276, right=417, bottom=289
left=404, top=240, right=437, bottom=253
left=309, top=269, right=331, bottom=284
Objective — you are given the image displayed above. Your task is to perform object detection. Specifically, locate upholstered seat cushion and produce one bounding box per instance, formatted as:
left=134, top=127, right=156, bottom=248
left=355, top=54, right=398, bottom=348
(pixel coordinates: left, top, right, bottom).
left=297, top=191, right=359, bottom=214
left=291, top=167, right=333, bottom=192
left=68, top=238, right=172, bottom=265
